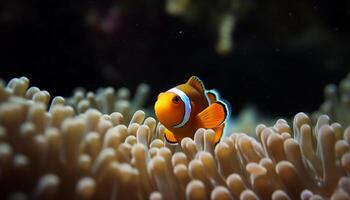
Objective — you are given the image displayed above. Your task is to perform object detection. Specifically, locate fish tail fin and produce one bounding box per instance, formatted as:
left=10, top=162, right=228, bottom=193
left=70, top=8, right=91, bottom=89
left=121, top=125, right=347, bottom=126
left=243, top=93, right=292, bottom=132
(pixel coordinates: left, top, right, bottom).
left=207, top=89, right=231, bottom=109
left=206, top=90, right=218, bottom=104
left=220, top=98, right=232, bottom=121
left=207, top=89, right=231, bottom=120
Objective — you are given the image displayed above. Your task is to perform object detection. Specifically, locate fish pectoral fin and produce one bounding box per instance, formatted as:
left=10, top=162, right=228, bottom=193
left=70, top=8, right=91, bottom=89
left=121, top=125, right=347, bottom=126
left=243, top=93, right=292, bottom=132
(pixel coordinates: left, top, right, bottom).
left=213, top=124, right=225, bottom=144
left=164, top=129, right=178, bottom=143
left=195, top=102, right=228, bottom=129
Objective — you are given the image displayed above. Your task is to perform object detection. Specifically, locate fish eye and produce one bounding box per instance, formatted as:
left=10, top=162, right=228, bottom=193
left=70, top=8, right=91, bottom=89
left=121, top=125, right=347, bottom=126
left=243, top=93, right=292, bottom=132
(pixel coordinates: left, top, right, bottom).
left=172, top=96, right=180, bottom=104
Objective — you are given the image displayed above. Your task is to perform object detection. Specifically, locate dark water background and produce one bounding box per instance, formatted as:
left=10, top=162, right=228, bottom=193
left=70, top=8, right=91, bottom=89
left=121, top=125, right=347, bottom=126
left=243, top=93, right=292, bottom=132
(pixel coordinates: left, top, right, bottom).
left=0, top=0, right=349, bottom=117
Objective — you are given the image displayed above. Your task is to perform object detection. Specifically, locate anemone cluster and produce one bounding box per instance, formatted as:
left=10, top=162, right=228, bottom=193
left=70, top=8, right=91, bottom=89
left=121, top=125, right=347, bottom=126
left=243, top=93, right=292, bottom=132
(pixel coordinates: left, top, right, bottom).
left=0, top=76, right=350, bottom=200
left=65, top=83, right=150, bottom=120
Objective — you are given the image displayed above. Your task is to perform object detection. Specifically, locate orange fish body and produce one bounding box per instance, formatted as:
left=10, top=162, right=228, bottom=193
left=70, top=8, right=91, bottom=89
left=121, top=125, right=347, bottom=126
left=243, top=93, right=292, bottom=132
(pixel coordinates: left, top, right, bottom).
left=154, top=76, right=230, bottom=144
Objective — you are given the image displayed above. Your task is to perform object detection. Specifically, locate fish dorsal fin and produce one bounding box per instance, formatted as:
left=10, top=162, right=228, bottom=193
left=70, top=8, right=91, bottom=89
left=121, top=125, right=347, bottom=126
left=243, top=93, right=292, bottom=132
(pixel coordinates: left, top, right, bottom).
left=187, top=76, right=205, bottom=94
left=206, top=90, right=218, bottom=104
left=195, top=102, right=228, bottom=129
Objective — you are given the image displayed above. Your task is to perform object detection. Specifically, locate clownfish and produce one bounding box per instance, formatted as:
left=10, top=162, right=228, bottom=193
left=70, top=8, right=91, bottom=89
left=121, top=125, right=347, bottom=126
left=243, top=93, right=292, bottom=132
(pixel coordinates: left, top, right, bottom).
left=154, top=76, right=230, bottom=144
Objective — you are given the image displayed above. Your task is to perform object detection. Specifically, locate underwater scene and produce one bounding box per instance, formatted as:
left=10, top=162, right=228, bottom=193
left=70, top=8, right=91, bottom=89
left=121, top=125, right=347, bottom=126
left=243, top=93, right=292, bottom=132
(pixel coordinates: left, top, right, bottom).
left=0, top=0, right=350, bottom=199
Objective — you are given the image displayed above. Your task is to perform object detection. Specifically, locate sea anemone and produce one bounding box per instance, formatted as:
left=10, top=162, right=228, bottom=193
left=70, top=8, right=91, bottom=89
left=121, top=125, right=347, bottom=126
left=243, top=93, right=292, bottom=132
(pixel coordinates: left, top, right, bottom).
left=0, top=76, right=349, bottom=200
left=65, top=83, right=150, bottom=118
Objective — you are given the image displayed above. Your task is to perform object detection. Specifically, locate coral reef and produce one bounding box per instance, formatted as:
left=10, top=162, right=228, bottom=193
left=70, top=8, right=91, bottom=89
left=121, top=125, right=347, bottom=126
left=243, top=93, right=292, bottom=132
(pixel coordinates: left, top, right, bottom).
left=1, top=76, right=350, bottom=200
left=314, top=73, right=350, bottom=127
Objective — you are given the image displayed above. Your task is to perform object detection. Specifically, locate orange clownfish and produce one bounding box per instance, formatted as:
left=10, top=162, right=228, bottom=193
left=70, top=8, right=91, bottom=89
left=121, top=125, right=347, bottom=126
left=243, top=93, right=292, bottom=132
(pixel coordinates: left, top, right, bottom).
left=154, top=76, right=230, bottom=144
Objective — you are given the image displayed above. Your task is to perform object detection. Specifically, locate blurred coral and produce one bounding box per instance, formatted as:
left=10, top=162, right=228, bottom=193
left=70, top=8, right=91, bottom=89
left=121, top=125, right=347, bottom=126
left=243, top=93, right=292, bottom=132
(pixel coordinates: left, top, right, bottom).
left=313, top=73, right=350, bottom=127
left=227, top=105, right=275, bottom=137
left=1, top=76, right=350, bottom=200
left=165, top=0, right=252, bottom=55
